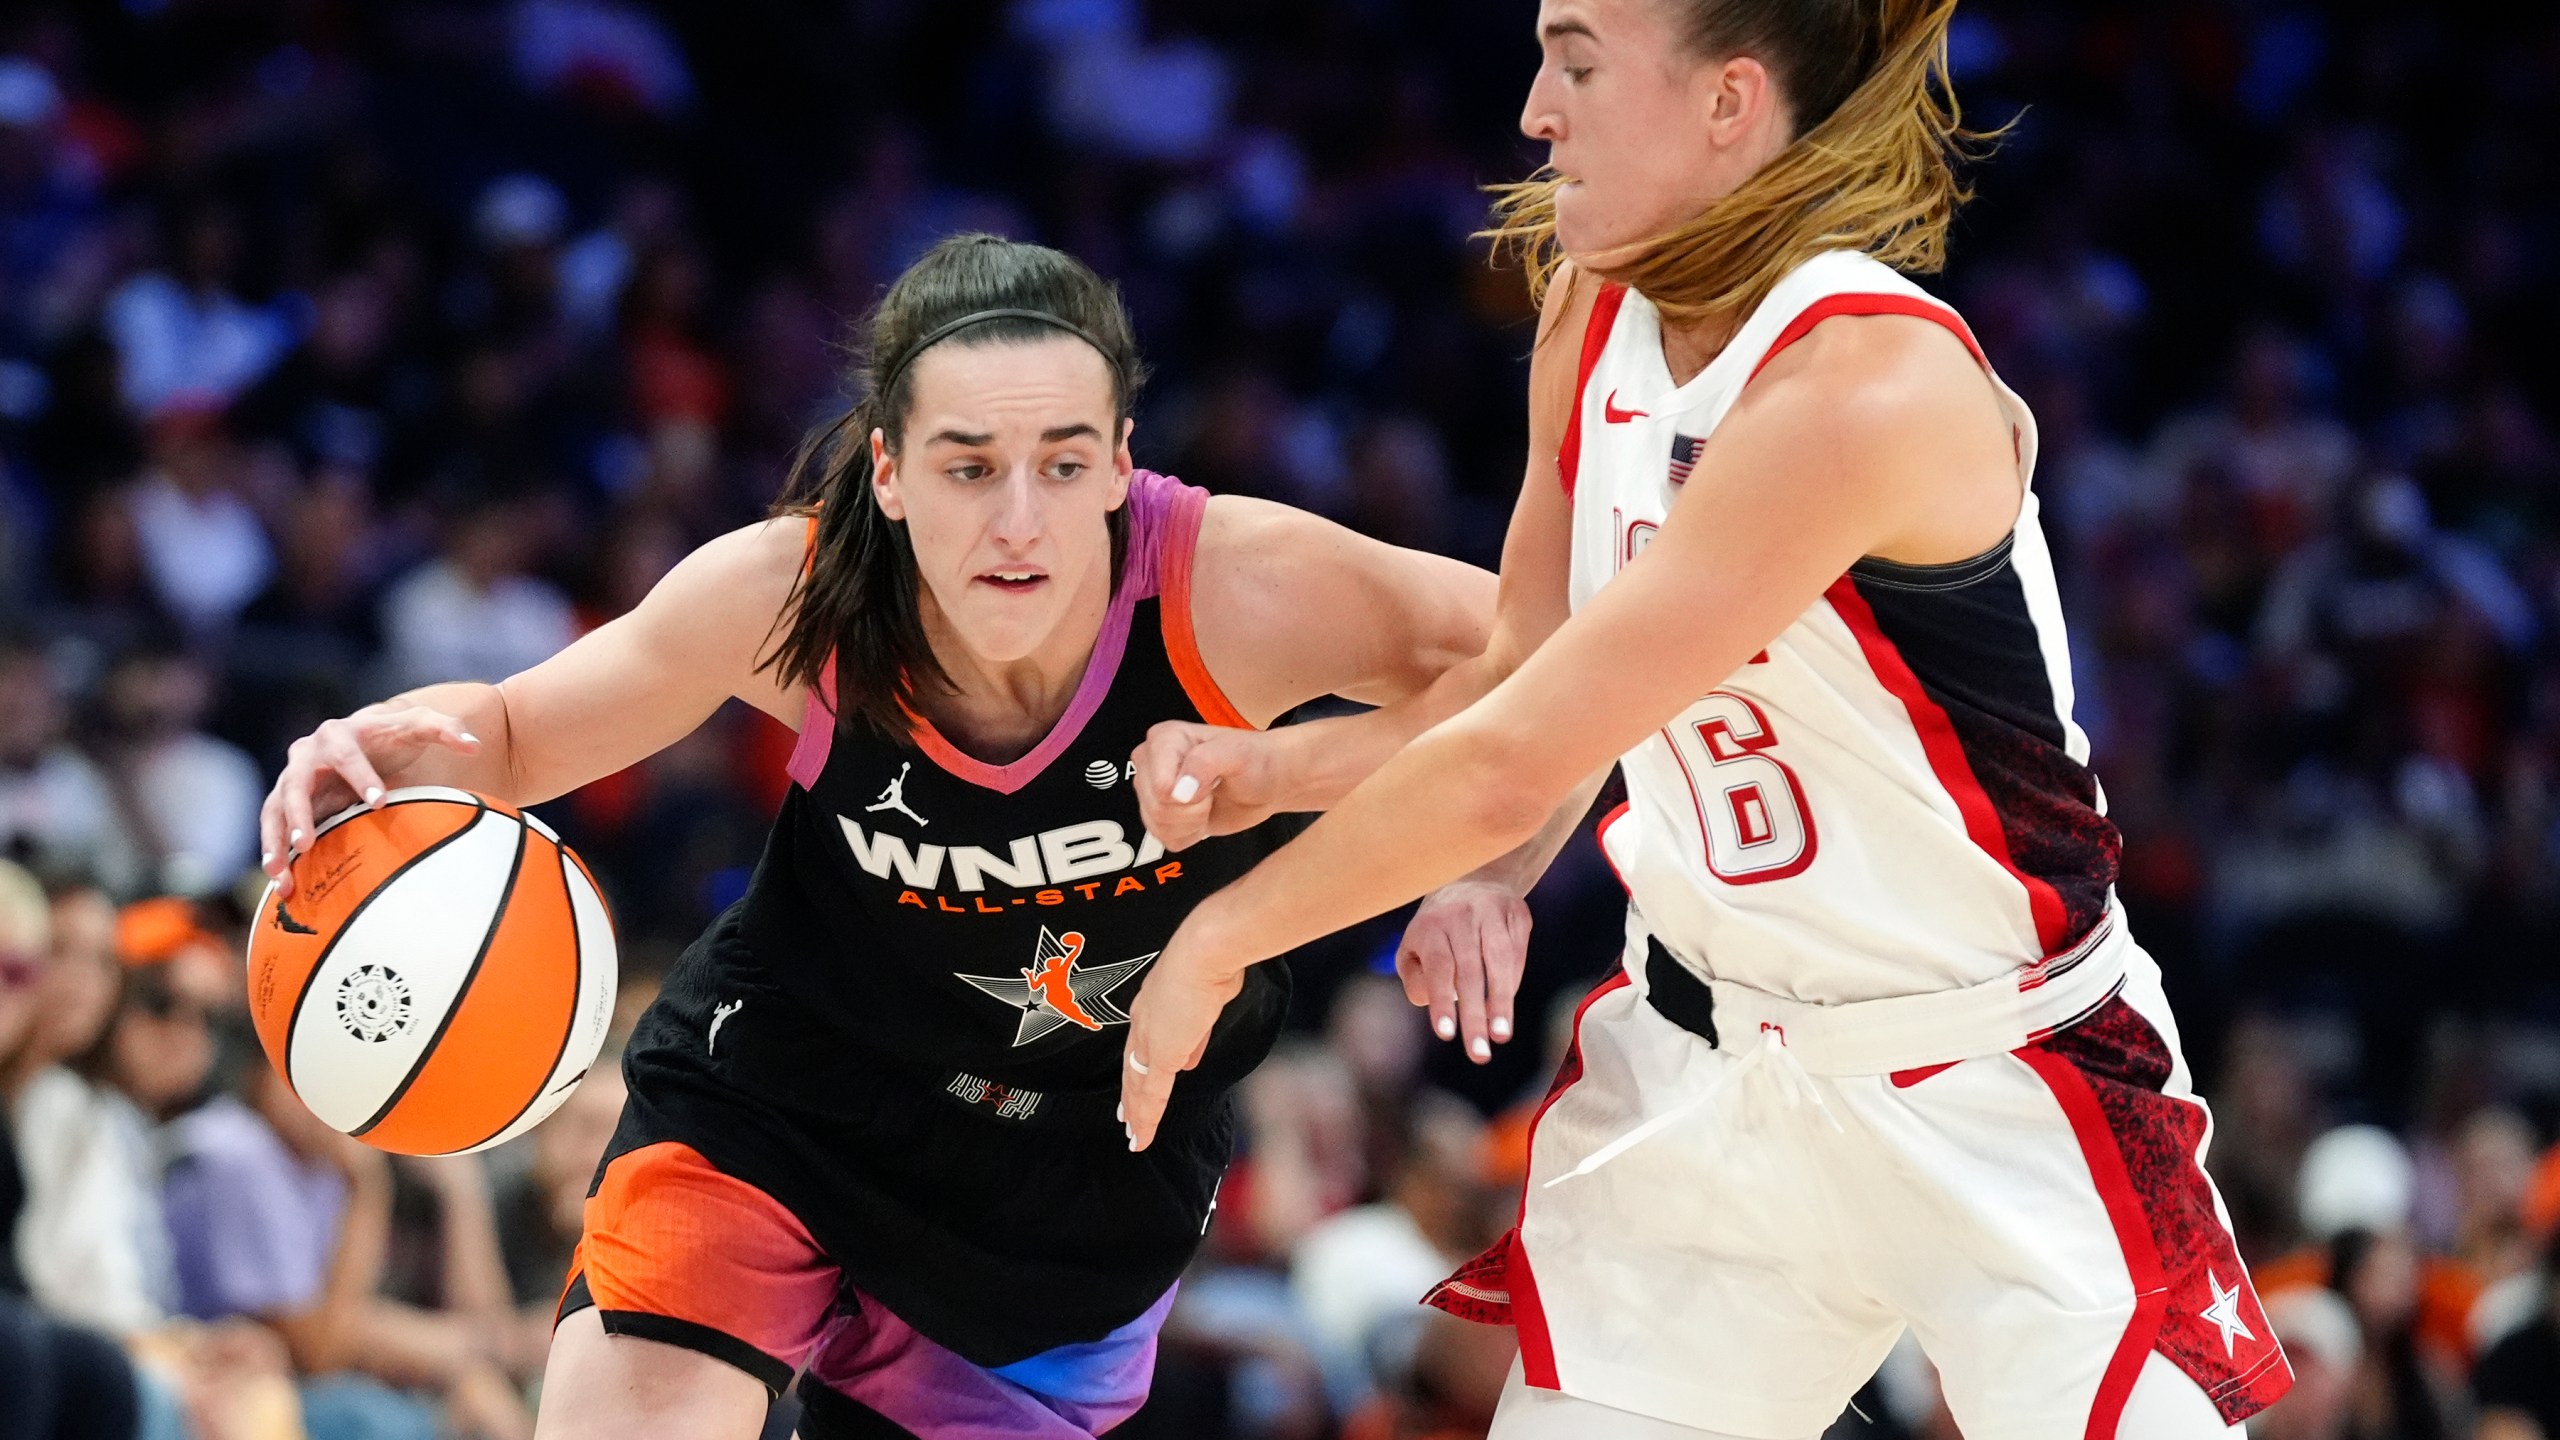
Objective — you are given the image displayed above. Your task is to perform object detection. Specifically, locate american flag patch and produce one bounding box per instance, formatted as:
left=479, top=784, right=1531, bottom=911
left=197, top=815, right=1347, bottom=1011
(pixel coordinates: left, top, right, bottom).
left=1668, top=434, right=1703, bottom=485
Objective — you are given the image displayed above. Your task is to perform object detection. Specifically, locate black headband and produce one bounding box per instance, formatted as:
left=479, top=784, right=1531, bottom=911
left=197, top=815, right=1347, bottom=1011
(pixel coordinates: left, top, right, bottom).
left=876, top=308, right=1119, bottom=404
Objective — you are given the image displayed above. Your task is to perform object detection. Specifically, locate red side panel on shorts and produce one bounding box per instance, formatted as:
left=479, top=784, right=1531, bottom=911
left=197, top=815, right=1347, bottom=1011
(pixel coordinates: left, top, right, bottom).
left=1423, top=969, right=1634, bottom=1391
left=2022, top=1003, right=2293, bottom=1432
left=570, top=1141, right=840, bottom=1392
left=1557, top=283, right=1629, bottom=502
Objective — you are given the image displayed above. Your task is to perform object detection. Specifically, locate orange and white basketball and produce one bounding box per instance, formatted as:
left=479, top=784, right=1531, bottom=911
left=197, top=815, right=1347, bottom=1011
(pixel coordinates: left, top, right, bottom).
left=246, top=786, right=617, bottom=1156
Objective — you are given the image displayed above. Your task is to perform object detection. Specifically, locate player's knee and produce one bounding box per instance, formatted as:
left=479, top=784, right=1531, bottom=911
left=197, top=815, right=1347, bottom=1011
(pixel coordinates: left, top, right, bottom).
left=534, top=1309, right=770, bottom=1440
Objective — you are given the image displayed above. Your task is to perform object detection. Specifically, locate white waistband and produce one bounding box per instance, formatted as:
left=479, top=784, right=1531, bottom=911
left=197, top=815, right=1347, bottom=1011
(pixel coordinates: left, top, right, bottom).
left=1631, top=902, right=2131, bottom=1077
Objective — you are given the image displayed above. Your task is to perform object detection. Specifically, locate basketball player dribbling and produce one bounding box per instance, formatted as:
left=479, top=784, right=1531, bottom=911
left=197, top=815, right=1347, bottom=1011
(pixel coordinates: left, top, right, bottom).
left=1117, top=2, right=2297, bottom=1437
left=256, top=236, right=1499, bottom=1439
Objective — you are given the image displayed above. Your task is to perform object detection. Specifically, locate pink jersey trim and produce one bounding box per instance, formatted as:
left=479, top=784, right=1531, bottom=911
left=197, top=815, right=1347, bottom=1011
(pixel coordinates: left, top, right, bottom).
left=786, top=674, right=834, bottom=792
left=787, top=470, right=1192, bottom=796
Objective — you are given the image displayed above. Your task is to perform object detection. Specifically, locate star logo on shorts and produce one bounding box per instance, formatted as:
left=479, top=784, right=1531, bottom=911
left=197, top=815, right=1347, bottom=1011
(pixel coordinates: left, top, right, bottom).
left=955, top=927, right=1155, bottom=1046
left=2199, top=1269, right=2255, bottom=1356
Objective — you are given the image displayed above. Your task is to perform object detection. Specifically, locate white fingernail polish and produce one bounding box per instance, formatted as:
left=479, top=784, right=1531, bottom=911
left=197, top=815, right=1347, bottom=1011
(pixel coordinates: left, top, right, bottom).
left=460, top=732, right=480, bottom=745
left=1435, top=1016, right=1456, bottom=1040
left=1492, top=1017, right=1513, bottom=1040
left=260, top=851, right=273, bottom=868
left=1472, top=1038, right=1491, bottom=1060
left=289, top=829, right=305, bottom=845
left=1171, top=775, right=1200, bottom=804
left=1115, top=1102, right=1124, bottom=1123
left=364, top=787, right=384, bottom=806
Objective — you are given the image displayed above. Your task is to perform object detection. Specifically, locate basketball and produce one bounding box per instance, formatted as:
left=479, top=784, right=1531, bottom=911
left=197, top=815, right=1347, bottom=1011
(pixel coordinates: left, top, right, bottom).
left=245, top=786, right=618, bottom=1157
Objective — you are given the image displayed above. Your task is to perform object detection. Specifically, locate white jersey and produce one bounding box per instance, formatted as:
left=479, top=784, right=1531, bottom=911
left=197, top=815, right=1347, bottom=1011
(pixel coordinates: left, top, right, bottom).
left=1567, top=250, right=2119, bottom=1005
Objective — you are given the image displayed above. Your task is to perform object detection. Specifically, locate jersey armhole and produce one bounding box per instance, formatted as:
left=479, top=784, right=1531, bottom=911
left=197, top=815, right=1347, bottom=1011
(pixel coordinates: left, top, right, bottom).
left=1158, top=491, right=1255, bottom=731
left=785, top=512, right=833, bottom=787
left=1745, top=293, right=1990, bottom=385
left=1557, top=281, right=1630, bottom=501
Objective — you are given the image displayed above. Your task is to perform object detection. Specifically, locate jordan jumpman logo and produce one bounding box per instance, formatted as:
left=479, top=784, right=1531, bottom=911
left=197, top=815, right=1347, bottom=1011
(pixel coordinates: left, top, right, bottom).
left=866, top=762, right=929, bottom=826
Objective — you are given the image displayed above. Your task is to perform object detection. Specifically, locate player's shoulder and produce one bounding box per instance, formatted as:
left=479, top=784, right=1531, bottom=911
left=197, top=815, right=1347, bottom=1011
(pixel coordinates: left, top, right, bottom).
left=1534, top=260, right=1605, bottom=361
left=652, top=514, right=810, bottom=607
left=1193, top=493, right=1356, bottom=587
left=1746, top=302, right=1991, bottom=431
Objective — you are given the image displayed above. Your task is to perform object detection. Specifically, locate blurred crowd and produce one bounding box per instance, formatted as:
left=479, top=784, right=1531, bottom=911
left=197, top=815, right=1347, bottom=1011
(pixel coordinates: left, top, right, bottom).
left=0, top=0, right=2557, bottom=1437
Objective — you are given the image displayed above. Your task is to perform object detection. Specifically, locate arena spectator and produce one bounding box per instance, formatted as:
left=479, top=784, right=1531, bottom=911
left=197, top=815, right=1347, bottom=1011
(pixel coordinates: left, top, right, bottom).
left=162, top=1061, right=529, bottom=1440
left=374, top=489, right=575, bottom=694
left=0, top=632, right=138, bottom=895
left=490, top=1050, right=622, bottom=1380
left=7, top=883, right=166, bottom=1335
left=0, top=857, right=140, bottom=1440
left=2475, top=1234, right=2560, bottom=1440
left=89, top=646, right=260, bottom=899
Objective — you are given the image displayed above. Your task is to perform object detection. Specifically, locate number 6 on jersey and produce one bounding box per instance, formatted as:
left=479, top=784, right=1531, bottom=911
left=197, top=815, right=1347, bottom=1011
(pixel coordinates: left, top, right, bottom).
left=1664, top=691, right=1817, bottom=883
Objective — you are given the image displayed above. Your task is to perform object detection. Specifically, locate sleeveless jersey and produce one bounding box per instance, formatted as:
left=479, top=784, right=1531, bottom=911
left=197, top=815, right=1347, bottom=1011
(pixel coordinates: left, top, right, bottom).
left=1564, top=251, right=2122, bottom=1005
left=615, top=470, right=1292, bottom=1365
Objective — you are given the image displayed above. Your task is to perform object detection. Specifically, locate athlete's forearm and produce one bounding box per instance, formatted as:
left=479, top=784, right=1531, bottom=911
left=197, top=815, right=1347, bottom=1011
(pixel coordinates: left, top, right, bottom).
left=1467, top=767, right=1609, bottom=897
left=1261, top=647, right=1512, bottom=813
left=1189, top=715, right=1558, bottom=976
left=372, top=683, right=526, bottom=801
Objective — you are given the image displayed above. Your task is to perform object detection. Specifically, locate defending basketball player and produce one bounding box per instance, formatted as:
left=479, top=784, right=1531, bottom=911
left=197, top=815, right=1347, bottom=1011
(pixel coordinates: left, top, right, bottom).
left=1118, top=2, right=2296, bottom=1437
left=256, top=235, right=1495, bottom=1439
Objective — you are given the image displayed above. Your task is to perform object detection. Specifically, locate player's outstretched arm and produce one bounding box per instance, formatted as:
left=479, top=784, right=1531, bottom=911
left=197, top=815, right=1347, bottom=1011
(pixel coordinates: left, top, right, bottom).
left=1123, top=312, right=2024, bottom=1149
left=1131, top=271, right=1597, bottom=851
left=1125, top=495, right=1496, bottom=850
left=258, top=517, right=808, bottom=895
left=1395, top=764, right=1608, bottom=1063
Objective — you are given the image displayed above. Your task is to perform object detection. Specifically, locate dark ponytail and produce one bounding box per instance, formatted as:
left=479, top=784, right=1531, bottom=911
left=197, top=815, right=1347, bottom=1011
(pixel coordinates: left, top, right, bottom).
left=761, top=234, right=1148, bottom=742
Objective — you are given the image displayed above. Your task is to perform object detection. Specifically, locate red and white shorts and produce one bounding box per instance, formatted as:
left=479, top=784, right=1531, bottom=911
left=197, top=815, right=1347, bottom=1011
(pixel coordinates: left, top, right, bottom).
left=1427, top=937, right=2293, bottom=1440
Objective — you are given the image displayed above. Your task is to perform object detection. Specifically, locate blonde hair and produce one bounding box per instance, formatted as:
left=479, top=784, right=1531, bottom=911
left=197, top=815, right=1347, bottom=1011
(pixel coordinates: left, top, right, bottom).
left=0, top=860, right=47, bottom=955
left=1489, top=0, right=1994, bottom=331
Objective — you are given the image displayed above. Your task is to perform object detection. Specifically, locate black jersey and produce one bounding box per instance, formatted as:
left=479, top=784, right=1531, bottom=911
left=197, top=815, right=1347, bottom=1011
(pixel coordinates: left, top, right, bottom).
left=615, top=472, right=1293, bottom=1365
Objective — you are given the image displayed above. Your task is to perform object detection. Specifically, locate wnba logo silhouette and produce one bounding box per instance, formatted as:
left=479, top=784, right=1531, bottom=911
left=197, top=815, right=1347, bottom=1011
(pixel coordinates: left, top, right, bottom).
left=867, top=763, right=929, bottom=826
left=955, top=927, right=1155, bottom=1046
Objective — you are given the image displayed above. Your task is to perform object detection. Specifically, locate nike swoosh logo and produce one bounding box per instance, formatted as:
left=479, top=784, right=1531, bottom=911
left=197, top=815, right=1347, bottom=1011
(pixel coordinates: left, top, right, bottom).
left=1603, top=390, right=1647, bottom=424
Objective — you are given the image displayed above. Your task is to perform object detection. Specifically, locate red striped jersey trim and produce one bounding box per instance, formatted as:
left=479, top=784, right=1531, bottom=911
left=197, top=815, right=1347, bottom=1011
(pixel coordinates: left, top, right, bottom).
left=1825, top=575, right=2073, bottom=956
left=1557, top=282, right=1630, bottom=501
left=1747, top=292, right=1990, bottom=384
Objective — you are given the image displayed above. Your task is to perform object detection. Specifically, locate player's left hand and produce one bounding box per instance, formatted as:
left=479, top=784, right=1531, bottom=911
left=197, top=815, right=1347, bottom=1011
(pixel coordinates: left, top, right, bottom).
left=1119, top=922, right=1243, bottom=1153
left=1129, top=721, right=1283, bottom=852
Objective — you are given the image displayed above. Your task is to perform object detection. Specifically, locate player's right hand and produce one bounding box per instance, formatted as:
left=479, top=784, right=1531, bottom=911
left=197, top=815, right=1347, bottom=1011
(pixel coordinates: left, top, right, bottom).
left=1396, top=879, right=1530, bottom=1065
left=260, top=701, right=481, bottom=898
left=1130, top=720, right=1282, bottom=852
